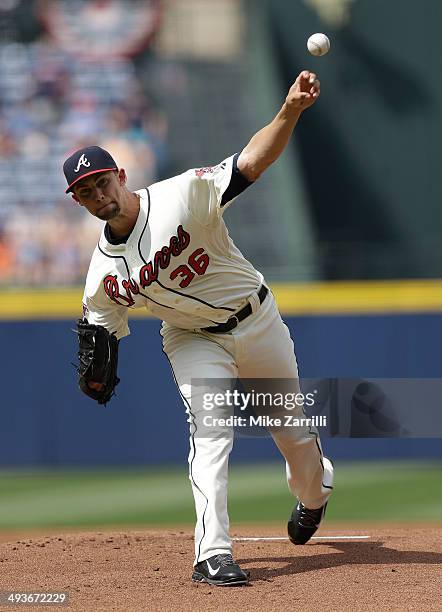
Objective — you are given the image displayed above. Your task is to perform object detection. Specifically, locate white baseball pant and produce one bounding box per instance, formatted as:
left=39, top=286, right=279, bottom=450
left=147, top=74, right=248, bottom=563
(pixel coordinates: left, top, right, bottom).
left=161, top=289, right=334, bottom=564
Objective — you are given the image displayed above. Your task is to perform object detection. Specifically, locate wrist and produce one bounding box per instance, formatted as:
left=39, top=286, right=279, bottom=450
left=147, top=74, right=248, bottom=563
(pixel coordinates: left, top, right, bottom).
left=281, top=100, right=303, bottom=119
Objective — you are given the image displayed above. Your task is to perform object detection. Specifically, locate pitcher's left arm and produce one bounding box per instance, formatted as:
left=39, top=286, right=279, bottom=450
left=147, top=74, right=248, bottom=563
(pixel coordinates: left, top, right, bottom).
left=237, top=70, right=320, bottom=182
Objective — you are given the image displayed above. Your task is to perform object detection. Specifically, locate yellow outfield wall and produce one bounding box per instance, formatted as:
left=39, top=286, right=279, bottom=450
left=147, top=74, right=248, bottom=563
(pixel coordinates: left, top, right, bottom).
left=1, top=279, right=442, bottom=320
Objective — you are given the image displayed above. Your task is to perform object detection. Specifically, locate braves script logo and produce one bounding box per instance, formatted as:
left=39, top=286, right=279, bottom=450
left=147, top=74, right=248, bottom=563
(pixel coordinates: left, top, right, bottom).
left=195, top=161, right=227, bottom=178
left=195, top=166, right=215, bottom=178
left=103, top=224, right=209, bottom=307
left=74, top=154, right=91, bottom=173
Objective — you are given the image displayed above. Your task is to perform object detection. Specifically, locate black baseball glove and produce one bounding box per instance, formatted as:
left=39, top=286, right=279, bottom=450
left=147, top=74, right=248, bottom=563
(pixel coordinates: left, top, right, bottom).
left=75, top=318, right=120, bottom=405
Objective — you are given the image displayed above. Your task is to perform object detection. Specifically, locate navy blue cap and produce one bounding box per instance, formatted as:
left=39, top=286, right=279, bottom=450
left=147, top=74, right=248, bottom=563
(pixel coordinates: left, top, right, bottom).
left=63, top=145, right=118, bottom=193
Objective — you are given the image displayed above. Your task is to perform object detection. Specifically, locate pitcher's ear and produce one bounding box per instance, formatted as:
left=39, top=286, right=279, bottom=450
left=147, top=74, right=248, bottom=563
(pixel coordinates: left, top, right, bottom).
left=71, top=193, right=82, bottom=205
left=118, top=168, right=127, bottom=185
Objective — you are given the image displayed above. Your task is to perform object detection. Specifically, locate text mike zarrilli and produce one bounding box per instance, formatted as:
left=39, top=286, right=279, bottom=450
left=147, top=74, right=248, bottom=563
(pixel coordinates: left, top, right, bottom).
left=203, top=415, right=327, bottom=428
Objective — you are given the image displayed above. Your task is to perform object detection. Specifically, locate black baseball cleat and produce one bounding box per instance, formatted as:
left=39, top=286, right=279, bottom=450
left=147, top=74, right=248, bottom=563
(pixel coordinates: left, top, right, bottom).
left=288, top=500, right=328, bottom=545
left=192, top=553, right=249, bottom=586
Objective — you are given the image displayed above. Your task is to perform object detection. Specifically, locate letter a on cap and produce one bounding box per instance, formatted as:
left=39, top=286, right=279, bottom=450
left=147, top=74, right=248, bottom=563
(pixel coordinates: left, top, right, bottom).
left=74, top=154, right=91, bottom=173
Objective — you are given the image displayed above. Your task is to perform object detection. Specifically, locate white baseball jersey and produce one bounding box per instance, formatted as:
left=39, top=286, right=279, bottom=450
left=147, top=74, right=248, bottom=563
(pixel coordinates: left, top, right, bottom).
left=82, top=154, right=264, bottom=336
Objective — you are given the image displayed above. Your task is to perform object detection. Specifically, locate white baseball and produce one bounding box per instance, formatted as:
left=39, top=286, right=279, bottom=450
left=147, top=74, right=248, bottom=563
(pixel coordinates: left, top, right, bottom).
left=307, top=33, right=330, bottom=57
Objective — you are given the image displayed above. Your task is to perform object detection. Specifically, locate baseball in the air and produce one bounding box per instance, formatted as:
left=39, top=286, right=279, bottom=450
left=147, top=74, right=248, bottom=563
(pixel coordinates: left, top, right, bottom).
left=307, top=33, right=331, bottom=57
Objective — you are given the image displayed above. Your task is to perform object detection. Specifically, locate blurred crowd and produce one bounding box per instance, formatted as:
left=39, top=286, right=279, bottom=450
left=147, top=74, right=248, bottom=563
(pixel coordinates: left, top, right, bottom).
left=0, top=0, right=168, bottom=285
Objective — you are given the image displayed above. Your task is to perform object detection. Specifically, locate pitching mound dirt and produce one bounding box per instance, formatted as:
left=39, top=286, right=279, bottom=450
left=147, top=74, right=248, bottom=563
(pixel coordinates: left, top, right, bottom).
left=0, top=525, right=440, bottom=611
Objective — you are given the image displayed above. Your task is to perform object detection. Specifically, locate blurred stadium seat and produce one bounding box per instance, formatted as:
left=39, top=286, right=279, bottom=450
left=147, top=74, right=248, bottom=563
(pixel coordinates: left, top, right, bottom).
left=0, top=0, right=167, bottom=285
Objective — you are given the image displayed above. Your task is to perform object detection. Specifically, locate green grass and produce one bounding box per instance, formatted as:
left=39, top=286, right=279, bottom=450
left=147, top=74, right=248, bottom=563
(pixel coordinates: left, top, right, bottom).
left=0, top=461, right=440, bottom=530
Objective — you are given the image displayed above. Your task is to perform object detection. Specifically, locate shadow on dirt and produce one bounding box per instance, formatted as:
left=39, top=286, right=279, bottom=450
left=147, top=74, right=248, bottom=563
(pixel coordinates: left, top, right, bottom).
left=237, top=540, right=442, bottom=581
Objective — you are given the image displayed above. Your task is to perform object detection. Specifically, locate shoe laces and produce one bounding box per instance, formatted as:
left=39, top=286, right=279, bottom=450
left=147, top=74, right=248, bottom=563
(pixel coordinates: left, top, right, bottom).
left=298, top=503, right=324, bottom=528
left=214, top=554, right=236, bottom=567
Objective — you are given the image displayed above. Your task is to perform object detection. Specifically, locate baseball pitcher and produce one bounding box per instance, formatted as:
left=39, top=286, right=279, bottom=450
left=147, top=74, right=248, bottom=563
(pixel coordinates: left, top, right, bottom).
left=66, top=70, right=333, bottom=586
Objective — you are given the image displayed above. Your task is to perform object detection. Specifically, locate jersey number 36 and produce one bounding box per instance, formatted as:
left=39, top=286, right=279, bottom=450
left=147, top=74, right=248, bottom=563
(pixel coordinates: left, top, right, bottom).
left=169, top=248, right=209, bottom=288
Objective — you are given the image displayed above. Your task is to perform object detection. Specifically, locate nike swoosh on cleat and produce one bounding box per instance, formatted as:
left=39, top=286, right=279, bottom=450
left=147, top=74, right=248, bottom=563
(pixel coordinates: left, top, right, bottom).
left=206, top=561, right=220, bottom=576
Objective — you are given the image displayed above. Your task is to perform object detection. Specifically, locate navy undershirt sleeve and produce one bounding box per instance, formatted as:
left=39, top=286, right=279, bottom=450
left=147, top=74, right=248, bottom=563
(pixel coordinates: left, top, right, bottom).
left=220, top=152, right=254, bottom=207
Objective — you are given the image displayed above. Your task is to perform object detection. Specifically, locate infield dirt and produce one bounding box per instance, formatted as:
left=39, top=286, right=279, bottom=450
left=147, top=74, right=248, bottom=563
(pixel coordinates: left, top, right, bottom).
left=0, top=524, right=440, bottom=611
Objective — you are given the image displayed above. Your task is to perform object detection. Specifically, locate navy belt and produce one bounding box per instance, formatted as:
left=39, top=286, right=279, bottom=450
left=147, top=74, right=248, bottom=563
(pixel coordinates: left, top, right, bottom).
left=203, top=285, right=268, bottom=334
